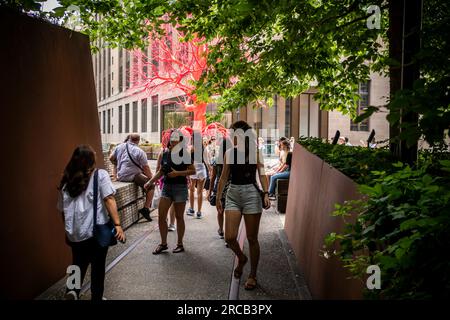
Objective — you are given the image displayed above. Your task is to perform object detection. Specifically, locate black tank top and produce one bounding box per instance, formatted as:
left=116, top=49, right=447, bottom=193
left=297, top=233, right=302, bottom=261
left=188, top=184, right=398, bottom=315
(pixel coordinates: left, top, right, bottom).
left=161, top=150, right=189, bottom=185
left=229, top=148, right=257, bottom=185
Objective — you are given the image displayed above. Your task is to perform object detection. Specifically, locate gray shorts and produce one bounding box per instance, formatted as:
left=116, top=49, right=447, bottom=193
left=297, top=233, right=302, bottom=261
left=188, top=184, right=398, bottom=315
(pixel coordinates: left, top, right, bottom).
left=161, top=183, right=189, bottom=203
left=225, top=184, right=262, bottom=214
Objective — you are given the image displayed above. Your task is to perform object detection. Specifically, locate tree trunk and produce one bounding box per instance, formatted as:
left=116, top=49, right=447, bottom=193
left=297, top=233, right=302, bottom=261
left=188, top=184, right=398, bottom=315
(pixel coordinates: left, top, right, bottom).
left=388, top=0, right=422, bottom=164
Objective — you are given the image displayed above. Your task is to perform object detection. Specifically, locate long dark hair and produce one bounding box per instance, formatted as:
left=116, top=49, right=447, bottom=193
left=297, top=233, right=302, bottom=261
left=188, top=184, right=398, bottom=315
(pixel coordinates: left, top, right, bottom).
left=59, top=145, right=96, bottom=198
left=229, top=120, right=255, bottom=163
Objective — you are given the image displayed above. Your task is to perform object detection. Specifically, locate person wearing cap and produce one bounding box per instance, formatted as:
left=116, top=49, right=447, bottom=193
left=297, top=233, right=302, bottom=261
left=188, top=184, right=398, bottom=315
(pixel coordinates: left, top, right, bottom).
left=110, top=133, right=154, bottom=222
left=144, top=130, right=196, bottom=254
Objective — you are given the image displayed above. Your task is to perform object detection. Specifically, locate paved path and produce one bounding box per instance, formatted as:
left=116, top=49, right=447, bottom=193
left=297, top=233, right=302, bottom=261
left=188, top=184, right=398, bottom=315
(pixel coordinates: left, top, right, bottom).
left=39, top=194, right=310, bottom=300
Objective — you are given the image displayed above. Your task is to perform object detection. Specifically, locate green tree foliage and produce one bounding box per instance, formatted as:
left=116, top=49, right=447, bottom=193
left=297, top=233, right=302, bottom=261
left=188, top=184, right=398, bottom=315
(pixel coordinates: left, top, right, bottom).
left=300, top=137, right=450, bottom=299
left=9, top=0, right=448, bottom=146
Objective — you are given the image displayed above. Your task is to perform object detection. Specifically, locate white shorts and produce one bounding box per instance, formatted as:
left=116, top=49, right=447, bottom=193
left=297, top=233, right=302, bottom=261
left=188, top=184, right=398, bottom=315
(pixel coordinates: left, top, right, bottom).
left=190, top=163, right=207, bottom=180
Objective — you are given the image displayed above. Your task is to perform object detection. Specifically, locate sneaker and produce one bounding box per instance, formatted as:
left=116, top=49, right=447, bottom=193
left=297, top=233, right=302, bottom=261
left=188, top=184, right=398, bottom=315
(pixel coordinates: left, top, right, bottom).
left=168, top=224, right=176, bottom=232
left=138, top=207, right=152, bottom=222
left=196, top=211, right=202, bottom=219
left=64, top=290, right=78, bottom=300
left=268, top=194, right=276, bottom=200
left=218, top=229, right=224, bottom=239
left=186, top=208, right=194, bottom=216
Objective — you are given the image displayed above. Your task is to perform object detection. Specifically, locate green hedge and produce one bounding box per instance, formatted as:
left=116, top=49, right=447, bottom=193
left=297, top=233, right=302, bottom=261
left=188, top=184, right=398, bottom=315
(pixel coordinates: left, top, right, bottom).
left=298, top=137, right=450, bottom=299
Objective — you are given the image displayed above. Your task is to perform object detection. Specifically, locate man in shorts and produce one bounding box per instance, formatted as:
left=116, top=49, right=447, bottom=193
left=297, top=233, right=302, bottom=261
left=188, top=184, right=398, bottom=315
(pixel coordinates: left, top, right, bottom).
left=110, top=133, right=154, bottom=221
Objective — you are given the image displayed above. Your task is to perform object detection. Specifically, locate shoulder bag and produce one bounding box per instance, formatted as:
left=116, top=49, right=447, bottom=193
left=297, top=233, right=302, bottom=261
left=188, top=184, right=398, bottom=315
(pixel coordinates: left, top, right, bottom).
left=93, top=169, right=118, bottom=247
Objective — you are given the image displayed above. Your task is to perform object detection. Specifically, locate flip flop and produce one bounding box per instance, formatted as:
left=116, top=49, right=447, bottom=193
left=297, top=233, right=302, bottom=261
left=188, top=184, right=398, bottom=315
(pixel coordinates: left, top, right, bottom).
left=172, top=244, right=185, bottom=253
left=244, top=277, right=257, bottom=290
left=152, top=243, right=168, bottom=255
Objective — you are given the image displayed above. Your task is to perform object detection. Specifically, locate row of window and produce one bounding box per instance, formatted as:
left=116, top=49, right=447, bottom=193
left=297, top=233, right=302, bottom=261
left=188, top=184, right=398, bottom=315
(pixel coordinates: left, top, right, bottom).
left=95, top=45, right=165, bottom=103
left=99, top=95, right=160, bottom=135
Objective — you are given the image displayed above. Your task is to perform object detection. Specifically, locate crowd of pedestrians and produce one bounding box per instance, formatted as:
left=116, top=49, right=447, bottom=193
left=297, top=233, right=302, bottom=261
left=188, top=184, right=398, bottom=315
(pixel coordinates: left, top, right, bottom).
left=58, top=121, right=300, bottom=299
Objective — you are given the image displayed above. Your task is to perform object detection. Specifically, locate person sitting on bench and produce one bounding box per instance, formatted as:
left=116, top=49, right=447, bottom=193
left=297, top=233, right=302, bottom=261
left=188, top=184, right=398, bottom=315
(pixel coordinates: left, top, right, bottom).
left=268, top=151, right=292, bottom=198
left=110, top=133, right=154, bottom=221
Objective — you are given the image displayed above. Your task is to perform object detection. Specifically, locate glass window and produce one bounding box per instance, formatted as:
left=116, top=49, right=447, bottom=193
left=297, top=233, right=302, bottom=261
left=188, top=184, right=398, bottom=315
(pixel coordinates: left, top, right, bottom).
left=141, top=98, right=148, bottom=132
left=133, top=101, right=138, bottom=132
left=107, top=109, right=111, bottom=134
left=350, top=82, right=370, bottom=132
left=118, top=106, right=123, bottom=133
left=151, top=95, right=158, bottom=132
left=285, top=97, right=292, bottom=137
left=125, top=103, right=130, bottom=133
left=102, top=110, right=106, bottom=134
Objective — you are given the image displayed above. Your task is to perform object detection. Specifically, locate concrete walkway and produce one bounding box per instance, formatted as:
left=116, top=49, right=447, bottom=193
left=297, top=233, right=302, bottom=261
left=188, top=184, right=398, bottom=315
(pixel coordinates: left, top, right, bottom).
left=39, top=193, right=310, bottom=300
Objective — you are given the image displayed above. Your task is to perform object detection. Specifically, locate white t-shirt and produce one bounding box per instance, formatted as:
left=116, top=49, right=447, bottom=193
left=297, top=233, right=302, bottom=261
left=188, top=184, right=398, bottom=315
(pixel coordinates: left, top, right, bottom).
left=113, top=142, right=148, bottom=182
left=58, top=169, right=116, bottom=242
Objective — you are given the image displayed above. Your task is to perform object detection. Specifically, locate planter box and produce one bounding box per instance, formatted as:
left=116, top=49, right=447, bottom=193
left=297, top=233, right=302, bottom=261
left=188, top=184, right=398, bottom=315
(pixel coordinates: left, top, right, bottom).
left=284, top=143, right=363, bottom=299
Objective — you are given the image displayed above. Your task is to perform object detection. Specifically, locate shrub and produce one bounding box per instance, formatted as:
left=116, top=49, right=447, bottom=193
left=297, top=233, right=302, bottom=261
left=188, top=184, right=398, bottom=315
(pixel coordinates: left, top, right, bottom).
left=299, top=137, right=450, bottom=299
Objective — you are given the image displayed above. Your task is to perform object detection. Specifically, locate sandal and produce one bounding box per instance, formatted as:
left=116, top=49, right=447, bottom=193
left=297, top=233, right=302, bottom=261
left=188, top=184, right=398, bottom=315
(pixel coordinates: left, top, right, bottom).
left=244, top=277, right=257, bottom=290
left=152, top=243, right=168, bottom=255
left=233, top=255, right=248, bottom=278
left=172, top=244, right=185, bottom=253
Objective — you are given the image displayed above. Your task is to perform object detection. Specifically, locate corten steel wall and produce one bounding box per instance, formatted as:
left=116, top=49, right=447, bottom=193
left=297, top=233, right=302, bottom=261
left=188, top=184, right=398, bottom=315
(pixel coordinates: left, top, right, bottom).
left=0, top=10, right=103, bottom=299
left=284, top=143, right=363, bottom=299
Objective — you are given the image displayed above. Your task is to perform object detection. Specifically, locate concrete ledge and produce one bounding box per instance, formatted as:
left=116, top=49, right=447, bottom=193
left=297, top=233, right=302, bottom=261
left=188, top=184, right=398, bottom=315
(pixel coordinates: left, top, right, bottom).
left=113, top=181, right=145, bottom=229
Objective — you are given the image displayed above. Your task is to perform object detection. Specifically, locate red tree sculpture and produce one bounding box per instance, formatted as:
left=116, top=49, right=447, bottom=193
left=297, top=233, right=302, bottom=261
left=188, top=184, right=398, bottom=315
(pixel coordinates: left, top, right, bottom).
left=131, top=24, right=208, bottom=130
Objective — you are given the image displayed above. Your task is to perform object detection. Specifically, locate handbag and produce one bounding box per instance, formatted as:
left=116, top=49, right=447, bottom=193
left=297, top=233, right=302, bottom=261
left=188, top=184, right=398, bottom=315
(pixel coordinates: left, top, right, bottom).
left=151, top=183, right=162, bottom=210
left=93, top=169, right=117, bottom=248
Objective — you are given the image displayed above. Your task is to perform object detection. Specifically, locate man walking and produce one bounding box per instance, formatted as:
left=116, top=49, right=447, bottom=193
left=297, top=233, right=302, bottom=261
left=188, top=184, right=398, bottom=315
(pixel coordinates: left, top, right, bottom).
left=110, top=133, right=154, bottom=221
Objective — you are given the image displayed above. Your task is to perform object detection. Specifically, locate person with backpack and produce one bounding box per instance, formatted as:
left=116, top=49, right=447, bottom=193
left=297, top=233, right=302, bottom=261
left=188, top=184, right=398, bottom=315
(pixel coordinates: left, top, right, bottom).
left=58, top=145, right=125, bottom=300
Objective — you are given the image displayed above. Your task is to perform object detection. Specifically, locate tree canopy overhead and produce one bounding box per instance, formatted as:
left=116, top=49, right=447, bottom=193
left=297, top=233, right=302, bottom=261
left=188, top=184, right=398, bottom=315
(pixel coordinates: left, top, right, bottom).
left=59, top=0, right=387, bottom=115
left=10, top=0, right=447, bottom=147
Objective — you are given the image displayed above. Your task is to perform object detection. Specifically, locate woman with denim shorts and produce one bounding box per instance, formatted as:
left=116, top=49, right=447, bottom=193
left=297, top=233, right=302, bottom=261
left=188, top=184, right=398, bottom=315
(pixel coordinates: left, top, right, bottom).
left=145, top=130, right=196, bottom=254
left=216, top=121, right=270, bottom=290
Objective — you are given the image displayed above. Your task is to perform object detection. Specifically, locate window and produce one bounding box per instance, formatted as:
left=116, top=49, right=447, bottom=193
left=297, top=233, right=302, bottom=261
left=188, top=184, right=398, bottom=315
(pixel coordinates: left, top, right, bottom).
left=125, top=51, right=130, bottom=89
left=350, top=82, right=370, bottom=132
left=269, top=95, right=278, bottom=130
left=151, top=42, right=159, bottom=76
left=98, top=112, right=101, bottom=129
left=133, top=101, right=138, bottom=132
left=132, top=53, right=138, bottom=86
left=119, top=49, right=123, bottom=92
left=141, top=98, right=148, bottom=132
left=125, top=103, right=130, bottom=133
left=118, top=105, right=123, bottom=133
left=102, top=110, right=106, bottom=134
left=285, top=97, right=292, bottom=137
left=107, top=48, right=111, bottom=97
left=151, top=95, right=158, bottom=132
left=107, top=109, right=111, bottom=134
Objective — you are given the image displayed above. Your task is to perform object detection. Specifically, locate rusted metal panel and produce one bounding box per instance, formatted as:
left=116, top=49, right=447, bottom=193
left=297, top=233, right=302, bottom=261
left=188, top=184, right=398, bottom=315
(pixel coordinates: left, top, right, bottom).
left=0, top=10, right=103, bottom=299
left=285, top=143, right=363, bottom=299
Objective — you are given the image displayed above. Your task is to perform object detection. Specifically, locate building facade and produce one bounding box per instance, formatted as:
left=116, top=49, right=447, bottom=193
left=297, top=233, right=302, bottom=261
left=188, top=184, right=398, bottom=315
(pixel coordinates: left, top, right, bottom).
left=93, top=33, right=390, bottom=149
left=231, top=72, right=390, bottom=149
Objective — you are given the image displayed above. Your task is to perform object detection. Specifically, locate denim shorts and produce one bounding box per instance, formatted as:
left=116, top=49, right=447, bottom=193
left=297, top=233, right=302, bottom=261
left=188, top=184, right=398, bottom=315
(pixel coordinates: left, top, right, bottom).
left=225, top=184, right=262, bottom=214
left=161, top=183, right=188, bottom=203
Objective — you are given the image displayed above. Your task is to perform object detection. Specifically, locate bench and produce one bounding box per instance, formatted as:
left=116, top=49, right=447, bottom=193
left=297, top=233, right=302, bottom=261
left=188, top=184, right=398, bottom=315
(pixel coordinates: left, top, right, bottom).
left=275, top=179, right=289, bottom=214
